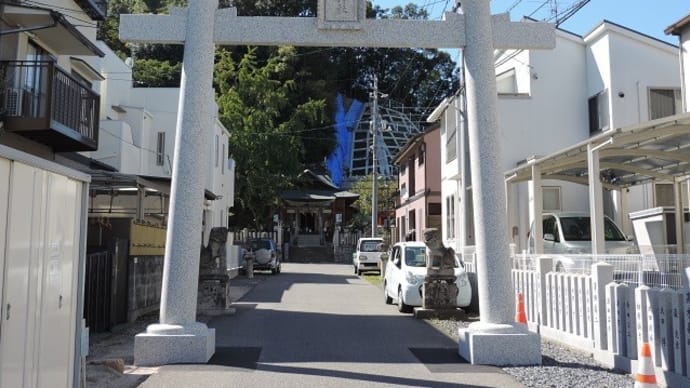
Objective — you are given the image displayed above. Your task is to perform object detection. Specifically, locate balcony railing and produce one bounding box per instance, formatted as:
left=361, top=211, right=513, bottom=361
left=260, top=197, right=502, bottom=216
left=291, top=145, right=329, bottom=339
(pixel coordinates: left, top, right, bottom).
left=73, top=0, right=108, bottom=21
left=0, top=60, right=99, bottom=151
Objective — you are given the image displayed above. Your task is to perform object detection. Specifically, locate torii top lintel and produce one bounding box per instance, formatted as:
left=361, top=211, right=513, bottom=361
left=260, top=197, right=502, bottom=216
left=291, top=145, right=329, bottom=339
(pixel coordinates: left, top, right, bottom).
left=119, top=0, right=554, bottom=50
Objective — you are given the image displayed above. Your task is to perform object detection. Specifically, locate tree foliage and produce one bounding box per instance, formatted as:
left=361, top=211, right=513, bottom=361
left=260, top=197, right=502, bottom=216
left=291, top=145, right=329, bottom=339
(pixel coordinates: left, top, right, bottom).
left=97, top=1, right=458, bottom=228
left=349, top=174, right=398, bottom=221
left=215, top=47, right=331, bottom=229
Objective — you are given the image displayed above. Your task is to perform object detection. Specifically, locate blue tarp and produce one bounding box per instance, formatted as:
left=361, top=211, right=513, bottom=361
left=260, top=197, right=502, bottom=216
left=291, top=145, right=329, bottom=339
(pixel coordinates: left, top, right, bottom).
left=326, top=94, right=364, bottom=188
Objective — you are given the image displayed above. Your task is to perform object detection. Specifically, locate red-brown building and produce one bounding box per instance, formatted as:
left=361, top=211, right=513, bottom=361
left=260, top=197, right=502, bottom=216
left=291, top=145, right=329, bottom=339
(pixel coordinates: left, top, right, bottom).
left=393, top=125, right=442, bottom=242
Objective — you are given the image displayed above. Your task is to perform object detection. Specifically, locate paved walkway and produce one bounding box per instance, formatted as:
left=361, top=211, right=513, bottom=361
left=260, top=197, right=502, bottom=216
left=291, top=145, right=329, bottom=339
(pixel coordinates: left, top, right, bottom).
left=139, top=263, right=523, bottom=388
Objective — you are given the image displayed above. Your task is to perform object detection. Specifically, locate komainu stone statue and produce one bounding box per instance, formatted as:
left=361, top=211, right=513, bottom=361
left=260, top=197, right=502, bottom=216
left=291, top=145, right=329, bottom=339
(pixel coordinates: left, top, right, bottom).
left=422, top=228, right=458, bottom=310
left=197, top=227, right=233, bottom=315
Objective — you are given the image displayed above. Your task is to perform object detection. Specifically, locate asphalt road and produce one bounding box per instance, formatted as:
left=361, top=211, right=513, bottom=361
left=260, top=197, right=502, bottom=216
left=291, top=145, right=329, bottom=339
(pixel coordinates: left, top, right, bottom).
left=140, top=263, right=523, bottom=388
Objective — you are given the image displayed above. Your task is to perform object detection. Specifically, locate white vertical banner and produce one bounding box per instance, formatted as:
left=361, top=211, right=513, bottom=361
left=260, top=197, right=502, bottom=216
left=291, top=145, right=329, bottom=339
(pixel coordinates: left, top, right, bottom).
left=624, top=285, right=637, bottom=359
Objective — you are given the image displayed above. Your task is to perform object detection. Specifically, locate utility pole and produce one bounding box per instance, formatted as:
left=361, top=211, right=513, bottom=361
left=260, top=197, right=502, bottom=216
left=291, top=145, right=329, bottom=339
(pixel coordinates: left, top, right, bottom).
left=370, top=75, right=379, bottom=237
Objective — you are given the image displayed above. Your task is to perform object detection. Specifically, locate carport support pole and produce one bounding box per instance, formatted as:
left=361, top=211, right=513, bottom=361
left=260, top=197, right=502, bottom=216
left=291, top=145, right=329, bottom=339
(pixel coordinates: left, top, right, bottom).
left=529, top=162, right=543, bottom=254
left=587, top=142, right=606, bottom=255
left=133, top=0, right=217, bottom=365
left=457, top=0, right=541, bottom=366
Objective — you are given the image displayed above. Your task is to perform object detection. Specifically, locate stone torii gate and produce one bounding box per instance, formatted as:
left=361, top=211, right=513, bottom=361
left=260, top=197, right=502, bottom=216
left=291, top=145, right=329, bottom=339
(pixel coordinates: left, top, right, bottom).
left=120, top=0, right=554, bottom=366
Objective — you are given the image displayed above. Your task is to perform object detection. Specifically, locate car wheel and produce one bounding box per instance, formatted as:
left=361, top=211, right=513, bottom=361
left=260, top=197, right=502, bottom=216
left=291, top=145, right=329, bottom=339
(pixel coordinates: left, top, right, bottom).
left=398, top=287, right=412, bottom=313
left=384, top=282, right=392, bottom=305
left=271, top=267, right=277, bottom=275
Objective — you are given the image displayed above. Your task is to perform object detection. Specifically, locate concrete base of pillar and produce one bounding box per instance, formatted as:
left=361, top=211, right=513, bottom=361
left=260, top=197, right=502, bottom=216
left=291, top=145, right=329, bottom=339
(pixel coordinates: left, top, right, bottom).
left=134, top=322, right=215, bottom=366
left=458, top=322, right=541, bottom=366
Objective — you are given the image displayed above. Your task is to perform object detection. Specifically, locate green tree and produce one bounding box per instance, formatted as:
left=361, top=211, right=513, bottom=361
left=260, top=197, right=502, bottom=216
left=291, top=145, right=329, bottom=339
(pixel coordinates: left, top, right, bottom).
left=216, top=47, right=331, bottom=229
left=349, top=174, right=398, bottom=228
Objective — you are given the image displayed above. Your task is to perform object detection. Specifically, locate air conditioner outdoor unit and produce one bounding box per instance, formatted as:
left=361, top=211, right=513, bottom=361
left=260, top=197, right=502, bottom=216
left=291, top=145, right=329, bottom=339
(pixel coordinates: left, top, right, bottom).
left=3, top=88, right=21, bottom=116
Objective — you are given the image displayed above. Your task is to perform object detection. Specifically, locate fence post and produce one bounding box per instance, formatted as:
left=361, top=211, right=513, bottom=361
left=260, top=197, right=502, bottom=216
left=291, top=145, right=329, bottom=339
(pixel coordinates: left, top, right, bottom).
left=592, top=262, right=614, bottom=351
left=537, top=257, right=552, bottom=327
left=615, top=284, right=628, bottom=356
left=682, top=288, right=690, bottom=378
left=658, top=288, right=673, bottom=371
left=670, top=290, right=685, bottom=376
left=623, top=284, right=637, bottom=359
left=647, top=288, right=661, bottom=367
left=635, top=285, right=651, bottom=360
left=605, top=282, right=618, bottom=354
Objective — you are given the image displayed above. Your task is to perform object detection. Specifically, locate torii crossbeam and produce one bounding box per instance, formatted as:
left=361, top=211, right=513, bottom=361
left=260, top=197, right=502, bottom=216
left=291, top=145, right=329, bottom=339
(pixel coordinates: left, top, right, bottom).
left=120, top=0, right=554, bottom=366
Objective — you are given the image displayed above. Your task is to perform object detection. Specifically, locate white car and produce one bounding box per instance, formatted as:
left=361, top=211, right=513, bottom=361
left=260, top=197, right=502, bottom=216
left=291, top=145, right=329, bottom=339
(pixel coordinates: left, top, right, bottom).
left=353, top=237, right=384, bottom=275
left=383, top=241, right=471, bottom=313
left=527, top=212, right=637, bottom=271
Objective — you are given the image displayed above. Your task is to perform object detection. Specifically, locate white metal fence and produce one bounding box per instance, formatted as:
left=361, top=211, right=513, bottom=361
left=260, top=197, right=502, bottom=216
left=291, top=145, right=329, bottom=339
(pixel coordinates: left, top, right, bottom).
left=513, top=253, right=690, bottom=290
left=512, top=257, right=690, bottom=387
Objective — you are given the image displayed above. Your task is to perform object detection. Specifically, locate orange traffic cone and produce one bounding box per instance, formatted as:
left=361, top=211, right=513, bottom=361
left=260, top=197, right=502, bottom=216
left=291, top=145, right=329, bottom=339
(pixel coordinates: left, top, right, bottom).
left=634, top=342, right=657, bottom=388
left=515, top=292, right=527, bottom=324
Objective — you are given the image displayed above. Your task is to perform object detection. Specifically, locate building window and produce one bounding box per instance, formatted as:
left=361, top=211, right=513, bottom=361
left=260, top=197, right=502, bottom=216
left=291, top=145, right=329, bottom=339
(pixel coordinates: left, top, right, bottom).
left=446, top=106, right=457, bottom=162
left=156, top=132, right=165, bottom=166
left=542, top=186, right=562, bottom=212
left=221, top=143, right=226, bottom=174
left=418, top=143, right=425, bottom=166
left=408, top=157, right=415, bottom=195
left=446, top=195, right=455, bottom=239
left=496, top=68, right=517, bottom=94
left=428, top=202, right=442, bottom=215
left=215, top=134, right=219, bottom=167
left=654, top=183, right=674, bottom=207
left=649, top=88, right=681, bottom=120
left=400, top=182, right=407, bottom=199
left=588, top=90, right=609, bottom=134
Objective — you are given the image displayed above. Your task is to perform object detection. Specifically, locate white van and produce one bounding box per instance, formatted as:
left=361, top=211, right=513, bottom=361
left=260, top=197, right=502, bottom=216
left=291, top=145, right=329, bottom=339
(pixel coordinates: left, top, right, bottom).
left=353, top=237, right=384, bottom=275
left=528, top=212, right=637, bottom=271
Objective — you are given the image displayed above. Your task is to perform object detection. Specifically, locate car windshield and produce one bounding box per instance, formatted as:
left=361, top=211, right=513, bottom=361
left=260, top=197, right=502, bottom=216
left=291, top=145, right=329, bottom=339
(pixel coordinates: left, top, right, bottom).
left=559, top=217, right=626, bottom=241
left=360, top=240, right=382, bottom=252
left=249, top=239, right=272, bottom=250
left=404, top=247, right=427, bottom=267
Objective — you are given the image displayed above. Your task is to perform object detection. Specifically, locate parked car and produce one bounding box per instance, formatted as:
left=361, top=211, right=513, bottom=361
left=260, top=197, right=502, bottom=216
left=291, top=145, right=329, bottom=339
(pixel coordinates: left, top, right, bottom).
left=527, top=212, right=637, bottom=271
left=242, top=238, right=281, bottom=274
left=383, top=241, right=472, bottom=313
left=353, top=237, right=385, bottom=275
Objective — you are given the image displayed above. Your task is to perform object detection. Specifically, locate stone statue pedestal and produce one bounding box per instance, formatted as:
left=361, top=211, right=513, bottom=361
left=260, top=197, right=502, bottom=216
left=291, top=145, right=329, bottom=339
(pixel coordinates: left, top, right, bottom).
left=414, top=271, right=466, bottom=320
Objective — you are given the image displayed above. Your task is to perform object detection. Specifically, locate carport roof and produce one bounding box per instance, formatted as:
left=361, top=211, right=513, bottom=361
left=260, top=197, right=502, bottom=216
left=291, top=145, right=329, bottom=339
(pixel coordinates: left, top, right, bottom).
left=505, top=113, right=690, bottom=189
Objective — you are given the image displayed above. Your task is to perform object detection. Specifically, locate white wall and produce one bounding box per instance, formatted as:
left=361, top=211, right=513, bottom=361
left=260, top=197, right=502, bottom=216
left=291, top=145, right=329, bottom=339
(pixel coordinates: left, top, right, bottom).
left=604, top=26, right=679, bottom=127
left=438, top=21, right=682, bottom=254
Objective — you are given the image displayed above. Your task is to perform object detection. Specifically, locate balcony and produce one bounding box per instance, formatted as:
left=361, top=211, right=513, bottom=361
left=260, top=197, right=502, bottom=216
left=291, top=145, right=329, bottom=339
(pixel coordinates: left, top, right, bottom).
left=0, top=61, right=99, bottom=152
left=73, top=0, right=107, bottom=21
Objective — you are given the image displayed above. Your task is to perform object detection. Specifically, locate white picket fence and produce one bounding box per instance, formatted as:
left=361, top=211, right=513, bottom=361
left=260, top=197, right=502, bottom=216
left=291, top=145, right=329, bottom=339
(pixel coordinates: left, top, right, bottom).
left=512, top=257, right=690, bottom=387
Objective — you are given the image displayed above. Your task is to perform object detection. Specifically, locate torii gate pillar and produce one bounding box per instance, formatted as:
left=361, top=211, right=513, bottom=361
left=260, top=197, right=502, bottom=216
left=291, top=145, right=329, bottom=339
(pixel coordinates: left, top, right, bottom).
left=132, top=1, right=218, bottom=366
left=457, top=0, right=541, bottom=365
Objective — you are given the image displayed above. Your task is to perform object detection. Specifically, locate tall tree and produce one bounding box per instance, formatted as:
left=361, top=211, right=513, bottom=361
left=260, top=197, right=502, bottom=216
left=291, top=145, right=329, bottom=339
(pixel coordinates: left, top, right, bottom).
left=348, top=174, right=398, bottom=229
left=215, top=47, right=331, bottom=229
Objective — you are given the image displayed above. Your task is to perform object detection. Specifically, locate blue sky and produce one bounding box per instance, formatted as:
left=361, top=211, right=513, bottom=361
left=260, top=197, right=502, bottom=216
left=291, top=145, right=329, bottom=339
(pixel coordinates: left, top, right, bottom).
left=373, top=0, right=690, bottom=45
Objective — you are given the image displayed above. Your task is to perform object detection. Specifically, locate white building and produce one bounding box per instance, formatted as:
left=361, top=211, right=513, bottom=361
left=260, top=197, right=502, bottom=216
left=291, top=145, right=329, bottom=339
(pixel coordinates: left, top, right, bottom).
left=0, top=1, right=107, bottom=387
left=431, top=20, right=683, bottom=257
left=88, top=43, right=235, bottom=243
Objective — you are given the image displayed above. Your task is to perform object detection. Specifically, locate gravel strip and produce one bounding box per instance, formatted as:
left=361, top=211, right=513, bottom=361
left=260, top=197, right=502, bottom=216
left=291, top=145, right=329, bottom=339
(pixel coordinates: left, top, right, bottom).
left=426, top=317, right=634, bottom=388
